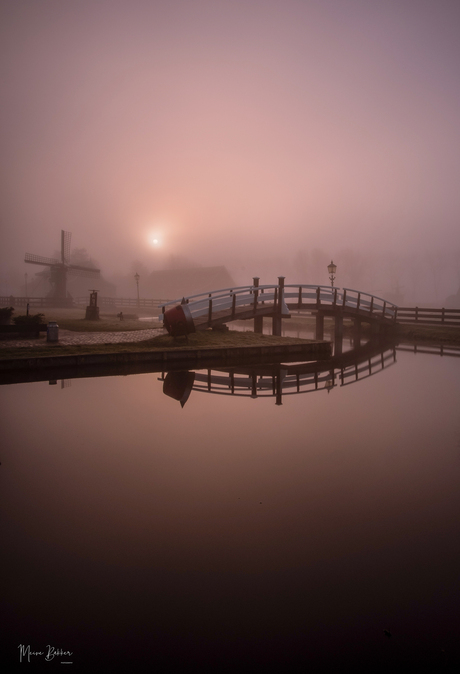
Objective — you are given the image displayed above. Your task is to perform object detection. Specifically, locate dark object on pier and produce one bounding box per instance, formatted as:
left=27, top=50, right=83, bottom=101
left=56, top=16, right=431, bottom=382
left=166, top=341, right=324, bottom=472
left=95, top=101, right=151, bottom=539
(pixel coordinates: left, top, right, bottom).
left=0, top=313, right=47, bottom=339
left=46, top=321, right=59, bottom=343
left=0, top=307, right=14, bottom=325
left=163, top=302, right=196, bottom=336
left=85, top=290, right=100, bottom=320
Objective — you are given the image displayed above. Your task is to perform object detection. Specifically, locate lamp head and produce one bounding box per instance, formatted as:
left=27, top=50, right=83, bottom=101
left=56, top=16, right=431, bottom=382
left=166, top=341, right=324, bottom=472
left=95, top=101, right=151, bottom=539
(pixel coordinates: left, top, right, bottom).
left=327, top=260, right=337, bottom=276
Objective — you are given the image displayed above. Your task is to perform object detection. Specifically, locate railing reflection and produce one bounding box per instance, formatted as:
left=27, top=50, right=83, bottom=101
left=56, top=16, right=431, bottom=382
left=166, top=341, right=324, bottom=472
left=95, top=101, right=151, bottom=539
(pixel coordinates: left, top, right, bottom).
left=162, top=342, right=398, bottom=406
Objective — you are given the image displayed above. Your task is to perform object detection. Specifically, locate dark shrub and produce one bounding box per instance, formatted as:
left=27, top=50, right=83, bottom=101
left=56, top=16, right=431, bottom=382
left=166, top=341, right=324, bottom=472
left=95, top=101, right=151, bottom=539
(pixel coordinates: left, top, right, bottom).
left=0, top=307, right=14, bottom=324
left=13, top=313, right=45, bottom=326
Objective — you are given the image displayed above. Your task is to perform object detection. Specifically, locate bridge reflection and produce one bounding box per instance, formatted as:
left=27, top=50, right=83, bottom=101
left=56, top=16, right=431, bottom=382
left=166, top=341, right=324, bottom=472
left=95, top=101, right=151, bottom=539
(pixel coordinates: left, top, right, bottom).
left=162, top=339, right=398, bottom=406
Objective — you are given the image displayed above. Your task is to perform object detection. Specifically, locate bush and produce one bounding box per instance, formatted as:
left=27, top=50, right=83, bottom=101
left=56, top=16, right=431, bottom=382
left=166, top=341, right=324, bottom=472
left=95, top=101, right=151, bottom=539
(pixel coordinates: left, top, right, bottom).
left=13, top=313, right=45, bottom=326
left=0, top=307, right=14, bottom=323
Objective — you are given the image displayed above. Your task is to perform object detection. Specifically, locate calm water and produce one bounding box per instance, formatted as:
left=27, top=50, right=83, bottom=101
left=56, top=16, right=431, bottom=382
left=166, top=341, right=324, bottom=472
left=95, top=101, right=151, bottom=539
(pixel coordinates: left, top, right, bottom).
left=1, top=345, right=460, bottom=672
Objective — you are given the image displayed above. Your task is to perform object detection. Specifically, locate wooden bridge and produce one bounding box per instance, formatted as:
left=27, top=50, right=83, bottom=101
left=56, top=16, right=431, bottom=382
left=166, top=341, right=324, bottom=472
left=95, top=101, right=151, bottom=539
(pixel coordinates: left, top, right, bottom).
left=160, top=277, right=398, bottom=343
left=160, top=277, right=460, bottom=340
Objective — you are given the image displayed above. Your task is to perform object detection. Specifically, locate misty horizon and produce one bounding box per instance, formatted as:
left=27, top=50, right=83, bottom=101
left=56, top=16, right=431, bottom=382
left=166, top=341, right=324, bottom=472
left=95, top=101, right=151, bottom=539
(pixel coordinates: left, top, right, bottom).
left=1, top=0, right=460, bottom=305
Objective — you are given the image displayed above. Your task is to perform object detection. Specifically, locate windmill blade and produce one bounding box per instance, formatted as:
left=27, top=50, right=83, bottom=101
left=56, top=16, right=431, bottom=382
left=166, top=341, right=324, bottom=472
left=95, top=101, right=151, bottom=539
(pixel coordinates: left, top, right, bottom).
left=61, top=230, right=72, bottom=265
left=25, top=252, right=61, bottom=266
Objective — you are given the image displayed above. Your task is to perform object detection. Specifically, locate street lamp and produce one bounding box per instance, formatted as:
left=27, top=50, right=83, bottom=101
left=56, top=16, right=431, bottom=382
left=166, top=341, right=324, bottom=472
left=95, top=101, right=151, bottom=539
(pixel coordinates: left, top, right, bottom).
left=327, top=260, right=337, bottom=289
left=134, top=272, right=140, bottom=307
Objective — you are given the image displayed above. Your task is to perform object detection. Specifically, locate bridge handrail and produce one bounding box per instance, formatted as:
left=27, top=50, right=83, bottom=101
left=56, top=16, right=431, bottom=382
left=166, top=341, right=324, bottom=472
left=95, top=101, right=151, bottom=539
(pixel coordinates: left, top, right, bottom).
left=343, top=288, right=397, bottom=308
left=163, top=283, right=334, bottom=313
left=187, top=288, right=281, bottom=320
left=159, top=283, right=284, bottom=320
left=159, top=283, right=399, bottom=325
left=161, top=285, right=258, bottom=309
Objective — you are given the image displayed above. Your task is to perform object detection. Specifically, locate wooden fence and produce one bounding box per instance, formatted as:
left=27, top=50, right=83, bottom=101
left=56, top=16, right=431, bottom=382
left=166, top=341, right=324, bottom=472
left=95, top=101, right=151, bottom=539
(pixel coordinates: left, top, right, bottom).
left=395, top=306, right=460, bottom=326
left=0, top=296, right=69, bottom=308
left=396, top=344, right=460, bottom=358
left=0, top=296, right=169, bottom=310
left=74, top=297, right=169, bottom=309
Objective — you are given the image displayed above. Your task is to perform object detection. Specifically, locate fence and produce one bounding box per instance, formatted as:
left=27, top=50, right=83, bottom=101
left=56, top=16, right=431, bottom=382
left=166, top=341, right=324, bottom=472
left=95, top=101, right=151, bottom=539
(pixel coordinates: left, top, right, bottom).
left=0, top=296, right=69, bottom=308
left=0, top=296, right=170, bottom=310
left=74, top=297, right=170, bottom=309
left=395, top=306, right=460, bottom=326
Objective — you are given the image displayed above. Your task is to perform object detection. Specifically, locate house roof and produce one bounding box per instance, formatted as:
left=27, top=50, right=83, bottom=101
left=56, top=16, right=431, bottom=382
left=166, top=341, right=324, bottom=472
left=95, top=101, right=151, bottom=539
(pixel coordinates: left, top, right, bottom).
left=145, top=266, right=236, bottom=301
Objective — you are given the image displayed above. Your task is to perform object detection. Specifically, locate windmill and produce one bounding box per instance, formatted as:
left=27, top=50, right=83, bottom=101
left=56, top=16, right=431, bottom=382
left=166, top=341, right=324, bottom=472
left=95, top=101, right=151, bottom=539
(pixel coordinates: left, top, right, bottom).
left=25, top=230, right=100, bottom=305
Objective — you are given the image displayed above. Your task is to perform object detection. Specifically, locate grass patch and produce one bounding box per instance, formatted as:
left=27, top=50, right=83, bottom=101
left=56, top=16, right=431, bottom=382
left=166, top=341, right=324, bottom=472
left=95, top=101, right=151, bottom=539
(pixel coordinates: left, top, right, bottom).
left=0, top=329, right=318, bottom=361
left=142, top=330, right=318, bottom=349
left=29, top=307, right=160, bottom=332
left=54, top=317, right=157, bottom=332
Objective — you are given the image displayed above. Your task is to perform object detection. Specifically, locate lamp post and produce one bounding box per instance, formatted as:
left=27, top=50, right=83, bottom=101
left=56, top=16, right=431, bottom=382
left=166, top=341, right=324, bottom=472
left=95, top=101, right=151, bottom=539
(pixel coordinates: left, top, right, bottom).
left=24, top=272, right=28, bottom=297
left=134, top=272, right=140, bottom=307
left=327, top=260, right=337, bottom=289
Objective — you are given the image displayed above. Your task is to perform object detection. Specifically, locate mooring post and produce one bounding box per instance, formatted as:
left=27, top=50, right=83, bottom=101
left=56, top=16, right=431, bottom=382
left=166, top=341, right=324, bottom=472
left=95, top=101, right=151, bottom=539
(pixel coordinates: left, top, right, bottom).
left=272, top=276, right=285, bottom=336
left=253, top=277, right=263, bottom=333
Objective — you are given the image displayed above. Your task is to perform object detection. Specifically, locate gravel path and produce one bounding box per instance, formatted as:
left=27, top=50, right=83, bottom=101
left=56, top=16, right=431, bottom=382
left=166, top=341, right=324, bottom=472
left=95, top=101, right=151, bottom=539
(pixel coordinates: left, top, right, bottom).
left=0, top=327, right=165, bottom=349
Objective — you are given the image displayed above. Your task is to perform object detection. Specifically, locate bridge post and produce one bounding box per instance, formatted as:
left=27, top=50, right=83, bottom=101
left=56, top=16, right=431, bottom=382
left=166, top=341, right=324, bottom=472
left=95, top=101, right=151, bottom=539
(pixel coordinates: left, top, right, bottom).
left=315, top=313, right=324, bottom=340
left=272, top=276, right=285, bottom=336
left=275, top=367, right=283, bottom=406
left=253, top=277, right=263, bottom=333
left=370, top=320, right=382, bottom=336
left=352, top=318, right=362, bottom=347
left=334, top=313, right=343, bottom=356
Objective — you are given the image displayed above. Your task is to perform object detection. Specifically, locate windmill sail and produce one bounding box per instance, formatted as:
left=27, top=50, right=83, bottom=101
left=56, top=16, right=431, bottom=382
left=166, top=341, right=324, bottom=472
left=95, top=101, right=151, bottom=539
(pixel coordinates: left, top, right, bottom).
left=25, top=253, right=61, bottom=266
left=61, top=230, right=71, bottom=265
left=25, top=230, right=100, bottom=305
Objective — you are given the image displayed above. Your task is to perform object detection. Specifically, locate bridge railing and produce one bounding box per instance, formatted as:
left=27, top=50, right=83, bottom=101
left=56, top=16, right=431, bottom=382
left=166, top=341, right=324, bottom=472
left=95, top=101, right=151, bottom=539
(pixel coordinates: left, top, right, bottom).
left=160, top=284, right=284, bottom=322
left=190, top=348, right=397, bottom=398
left=159, top=284, right=398, bottom=324
left=284, top=284, right=334, bottom=306
left=284, top=285, right=397, bottom=320
left=341, top=288, right=397, bottom=320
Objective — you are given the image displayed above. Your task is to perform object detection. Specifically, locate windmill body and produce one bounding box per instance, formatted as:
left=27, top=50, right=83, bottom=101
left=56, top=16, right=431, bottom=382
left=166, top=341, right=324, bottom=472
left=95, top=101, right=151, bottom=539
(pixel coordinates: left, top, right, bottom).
left=25, top=231, right=100, bottom=306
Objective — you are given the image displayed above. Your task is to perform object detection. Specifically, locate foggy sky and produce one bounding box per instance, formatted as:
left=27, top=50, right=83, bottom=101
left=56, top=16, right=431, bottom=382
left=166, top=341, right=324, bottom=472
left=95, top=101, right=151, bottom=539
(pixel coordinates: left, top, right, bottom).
left=1, top=0, right=460, bottom=289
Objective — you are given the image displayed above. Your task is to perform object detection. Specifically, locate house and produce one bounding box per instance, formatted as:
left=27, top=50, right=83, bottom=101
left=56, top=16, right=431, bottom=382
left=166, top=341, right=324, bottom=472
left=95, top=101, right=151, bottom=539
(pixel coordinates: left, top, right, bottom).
left=145, top=266, right=236, bottom=301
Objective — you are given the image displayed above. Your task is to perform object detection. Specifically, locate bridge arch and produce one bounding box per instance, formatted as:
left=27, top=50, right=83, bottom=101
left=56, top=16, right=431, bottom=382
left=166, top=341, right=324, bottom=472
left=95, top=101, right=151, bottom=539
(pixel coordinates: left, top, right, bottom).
left=160, top=279, right=398, bottom=339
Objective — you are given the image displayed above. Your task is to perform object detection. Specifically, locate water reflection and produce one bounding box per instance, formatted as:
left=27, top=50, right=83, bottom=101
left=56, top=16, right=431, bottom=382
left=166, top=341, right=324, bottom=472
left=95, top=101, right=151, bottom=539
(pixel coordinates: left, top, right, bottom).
left=1, top=334, right=460, bottom=671
left=163, top=343, right=397, bottom=406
